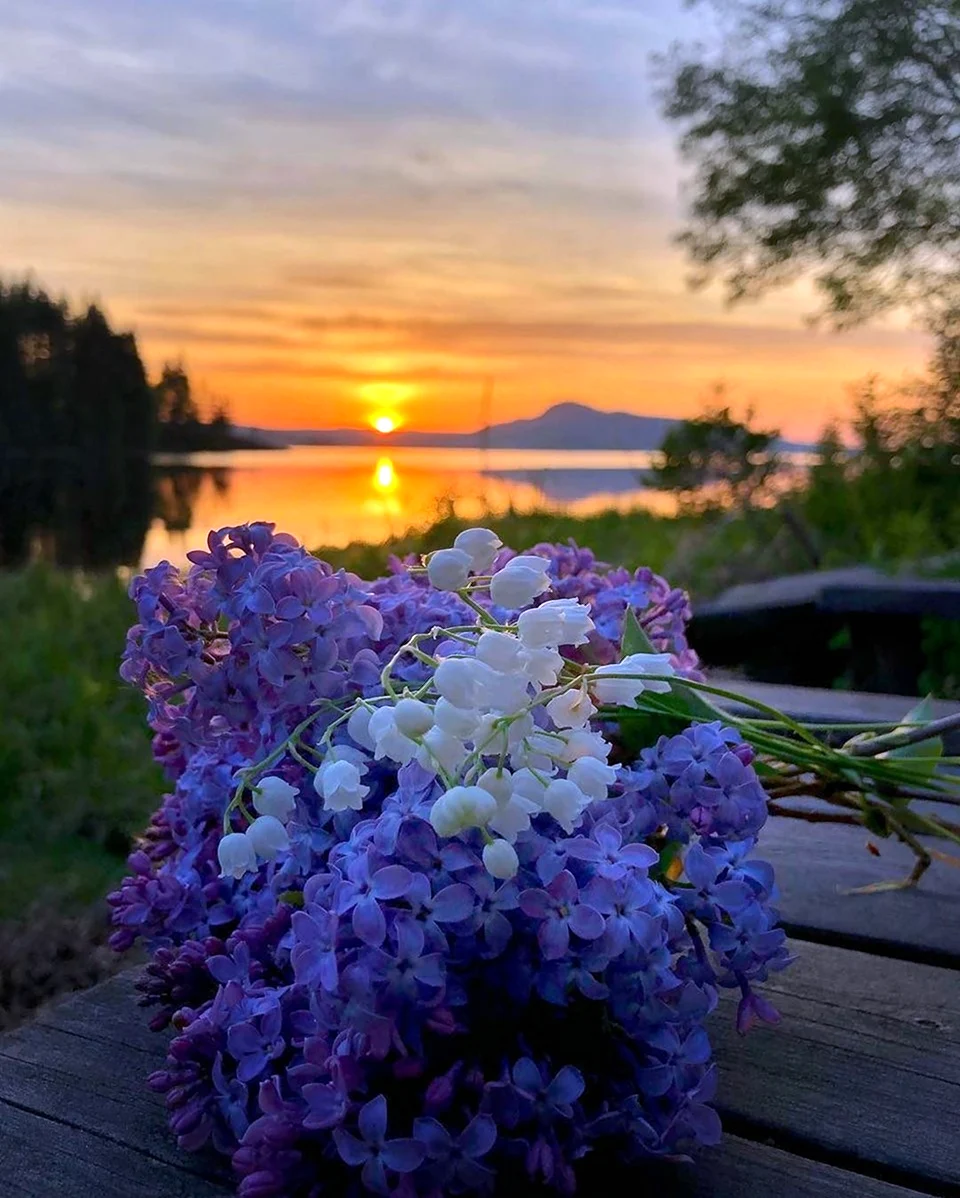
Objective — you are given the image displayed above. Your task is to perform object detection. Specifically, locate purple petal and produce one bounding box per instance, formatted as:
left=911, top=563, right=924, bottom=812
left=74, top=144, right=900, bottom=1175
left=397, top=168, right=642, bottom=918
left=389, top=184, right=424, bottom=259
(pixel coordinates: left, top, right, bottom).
left=353, top=896, right=386, bottom=947
left=227, top=1024, right=260, bottom=1056
left=548, top=869, right=578, bottom=903
left=712, top=880, right=752, bottom=913
left=519, top=888, right=553, bottom=920
left=512, top=1057, right=542, bottom=1094
left=683, top=845, right=717, bottom=888
left=413, top=953, right=445, bottom=987
left=207, top=955, right=237, bottom=984
left=459, top=1113, right=497, bottom=1159
left=483, top=910, right=513, bottom=956
left=568, top=904, right=605, bottom=941
left=413, top=1116, right=453, bottom=1157
left=538, top=917, right=570, bottom=960
left=358, top=1094, right=388, bottom=1145
left=395, top=915, right=425, bottom=960
left=563, top=837, right=603, bottom=863
left=371, top=864, right=413, bottom=900
left=546, top=1065, right=585, bottom=1107
left=302, top=1083, right=346, bottom=1130
left=431, top=883, right=475, bottom=923
left=361, top=1156, right=389, bottom=1195
left=620, top=842, right=659, bottom=870
left=380, top=1138, right=426, bottom=1173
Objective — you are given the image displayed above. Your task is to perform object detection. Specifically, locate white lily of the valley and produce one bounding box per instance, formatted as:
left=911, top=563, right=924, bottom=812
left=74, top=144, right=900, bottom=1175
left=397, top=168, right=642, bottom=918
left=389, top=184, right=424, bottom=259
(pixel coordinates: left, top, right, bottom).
left=453, top=526, right=502, bottom=574
left=217, top=831, right=257, bottom=879
left=591, top=653, right=676, bottom=709
left=246, top=815, right=290, bottom=860
left=427, top=547, right=473, bottom=591
left=253, top=775, right=298, bottom=821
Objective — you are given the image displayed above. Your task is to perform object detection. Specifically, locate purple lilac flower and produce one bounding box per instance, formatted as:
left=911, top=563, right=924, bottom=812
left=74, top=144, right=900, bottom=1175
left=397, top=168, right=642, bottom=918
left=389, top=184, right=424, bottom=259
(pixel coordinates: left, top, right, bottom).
left=111, top=525, right=789, bottom=1196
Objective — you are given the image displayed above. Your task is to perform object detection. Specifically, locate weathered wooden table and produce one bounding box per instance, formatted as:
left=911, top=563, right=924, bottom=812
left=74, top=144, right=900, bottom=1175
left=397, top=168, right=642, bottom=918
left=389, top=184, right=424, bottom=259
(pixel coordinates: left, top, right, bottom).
left=2, top=684, right=959, bottom=1196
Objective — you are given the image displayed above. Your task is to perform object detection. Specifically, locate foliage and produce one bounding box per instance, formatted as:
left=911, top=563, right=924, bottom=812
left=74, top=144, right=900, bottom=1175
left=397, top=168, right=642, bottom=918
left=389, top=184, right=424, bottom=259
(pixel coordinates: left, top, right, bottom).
left=0, top=566, right=162, bottom=921
left=661, top=0, right=960, bottom=323
left=0, top=278, right=248, bottom=566
left=645, top=402, right=782, bottom=511
left=797, top=326, right=960, bottom=562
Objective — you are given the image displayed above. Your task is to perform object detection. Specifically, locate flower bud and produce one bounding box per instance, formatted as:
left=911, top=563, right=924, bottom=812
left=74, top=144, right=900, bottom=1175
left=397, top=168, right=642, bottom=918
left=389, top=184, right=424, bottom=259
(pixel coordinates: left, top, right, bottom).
left=483, top=839, right=520, bottom=880
left=246, top=815, right=290, bottom=860
left=567, top=755, right=618, bottom=801
left=417, top=727, right=468, bottom=775
left=393, top=697, right=435, bottom=737
left=427, top=548, right=473, bottom=591
left=347, top=705, right=376, bottom=751
left=429, top=785, right=498, bottom=837
left=489, top=555, right=551, bottom=609
left=253, top=775, right=298, bottom=821
left=217, top=832, right=257, bottom=880
left=453, top=526, right=502, bottom=574
left=434, top=657, right=495, bottom=711
left=434, top=697, right=481, bottom=739
left=476, top=630, right=523, bottom=673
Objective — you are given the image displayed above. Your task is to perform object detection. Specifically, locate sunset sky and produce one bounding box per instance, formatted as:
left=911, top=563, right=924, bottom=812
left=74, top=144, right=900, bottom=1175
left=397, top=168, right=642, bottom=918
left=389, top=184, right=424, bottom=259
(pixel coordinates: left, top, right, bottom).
left=0, top=0, right=930, bottom=438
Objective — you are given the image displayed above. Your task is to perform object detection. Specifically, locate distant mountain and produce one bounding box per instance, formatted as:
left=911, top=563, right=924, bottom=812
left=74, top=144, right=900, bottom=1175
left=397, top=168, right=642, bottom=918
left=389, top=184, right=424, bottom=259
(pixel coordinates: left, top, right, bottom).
left=238, top=402, right=813, bottom=453
left=241, top=403, right=685, bottom=451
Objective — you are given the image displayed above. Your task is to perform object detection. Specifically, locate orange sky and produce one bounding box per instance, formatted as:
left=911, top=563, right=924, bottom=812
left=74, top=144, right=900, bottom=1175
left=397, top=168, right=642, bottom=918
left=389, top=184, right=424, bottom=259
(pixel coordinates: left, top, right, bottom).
left=0, top=1, right=931, bottom=440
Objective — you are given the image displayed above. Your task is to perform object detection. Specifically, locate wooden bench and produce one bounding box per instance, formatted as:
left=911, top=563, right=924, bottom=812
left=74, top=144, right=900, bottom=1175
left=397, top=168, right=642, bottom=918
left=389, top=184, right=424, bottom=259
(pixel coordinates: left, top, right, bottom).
left=2, top=686, right=959, bottom=1197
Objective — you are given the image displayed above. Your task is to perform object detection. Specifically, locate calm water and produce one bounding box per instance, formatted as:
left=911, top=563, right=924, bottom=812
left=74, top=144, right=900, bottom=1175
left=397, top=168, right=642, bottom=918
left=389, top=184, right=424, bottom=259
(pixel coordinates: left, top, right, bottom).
left=143, top=446, right=675, bottom=566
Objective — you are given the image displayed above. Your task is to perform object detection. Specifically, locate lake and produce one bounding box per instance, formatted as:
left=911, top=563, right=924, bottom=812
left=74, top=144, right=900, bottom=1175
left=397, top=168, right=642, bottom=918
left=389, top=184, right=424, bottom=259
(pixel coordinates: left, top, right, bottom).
left=143, top=445, right=675, bottom=566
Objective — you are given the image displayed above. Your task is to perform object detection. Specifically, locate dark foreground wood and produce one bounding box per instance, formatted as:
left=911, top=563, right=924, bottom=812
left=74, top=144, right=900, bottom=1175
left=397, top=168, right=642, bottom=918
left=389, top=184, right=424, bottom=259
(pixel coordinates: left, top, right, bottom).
left=3, top=685, right=959, bottom=1197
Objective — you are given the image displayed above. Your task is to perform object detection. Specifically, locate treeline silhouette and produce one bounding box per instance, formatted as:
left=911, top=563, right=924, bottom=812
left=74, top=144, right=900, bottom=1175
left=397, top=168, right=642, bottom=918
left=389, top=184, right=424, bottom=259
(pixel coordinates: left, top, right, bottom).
left=0, top=280, right=245, bottom=566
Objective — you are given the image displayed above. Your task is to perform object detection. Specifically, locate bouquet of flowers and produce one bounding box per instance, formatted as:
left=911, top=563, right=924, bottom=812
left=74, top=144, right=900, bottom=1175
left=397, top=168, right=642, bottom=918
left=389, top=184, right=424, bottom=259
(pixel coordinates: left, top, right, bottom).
left=109, top=523, right=959, bottom=1197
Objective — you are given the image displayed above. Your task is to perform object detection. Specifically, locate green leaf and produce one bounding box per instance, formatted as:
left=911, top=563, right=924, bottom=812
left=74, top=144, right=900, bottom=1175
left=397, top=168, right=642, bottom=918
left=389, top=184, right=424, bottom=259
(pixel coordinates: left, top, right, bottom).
left=622, top=606, right=657, bottom=655
left=880, top=694, right=943, bottom=778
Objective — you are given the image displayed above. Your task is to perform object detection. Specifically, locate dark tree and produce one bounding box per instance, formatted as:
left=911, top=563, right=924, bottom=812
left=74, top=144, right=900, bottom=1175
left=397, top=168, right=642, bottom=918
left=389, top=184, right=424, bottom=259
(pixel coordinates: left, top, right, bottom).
left=660, top=0, right=960, bottom=324
left=647, top=401, right=781, bottom=511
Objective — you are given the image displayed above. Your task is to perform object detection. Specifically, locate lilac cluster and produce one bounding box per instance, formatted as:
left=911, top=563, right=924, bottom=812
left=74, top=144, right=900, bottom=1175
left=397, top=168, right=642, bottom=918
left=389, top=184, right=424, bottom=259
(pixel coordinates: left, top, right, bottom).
left=110, top=524, right=788, bottom=1196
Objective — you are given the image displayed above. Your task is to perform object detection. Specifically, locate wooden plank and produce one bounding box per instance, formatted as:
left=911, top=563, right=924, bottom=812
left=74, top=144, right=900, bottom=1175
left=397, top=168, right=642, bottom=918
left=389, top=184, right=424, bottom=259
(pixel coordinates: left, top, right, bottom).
left=711, top=939, right=960, bottom=1188
left=761, top=816, right=960, bottom=962
left=675, top=1136, right=933, bottom=1198
left=3, top=950, right=959, bottom=1196
left=718, top=679, right=960, bottom=730
left=0, top=1102, right=231, bottom=1197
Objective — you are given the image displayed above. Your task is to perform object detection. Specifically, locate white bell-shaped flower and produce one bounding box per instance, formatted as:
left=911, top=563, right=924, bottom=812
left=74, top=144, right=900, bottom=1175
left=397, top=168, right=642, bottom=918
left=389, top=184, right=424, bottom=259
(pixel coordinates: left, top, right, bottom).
left=417, top=726, right=468, bottom=776
left=433, top=697, right=482, bottom=739
left=367, top=706, right=418, bottom=764
left=545, top=687, right=597, bottom=730
left=567, top=755, right=619, bottom=802
left=315, top=758, right=370, bottom=812
left=218, top=831, right=257, bottom=880
left=246, top=815, right=290, bottom=861
left=543, top=778, right=588, bottom=834
left=253, top=775, right=298, bottom=821
left=489, top=555, right=551, bottom=609
left=347, top=705, right=377, bottom=751
left=516, top=598, right=594, bottom=650
left=482, top=838, right=520, bottom=879
left=476, top=630, right=523, bottom=673
left=429, top=785, right=498, bottom=837
left=590, top=653, right=676, bottom=709
left=520, top=645, right=564, bottom=686
left=393, top=697, right=435, bottom=737
left=427, top=547, right=473, bottom=592
left=434, top=657, right=496, bottom=711
left=453, top=527, right=502, bottom=574
left=558, top=728, right=613, bottom=764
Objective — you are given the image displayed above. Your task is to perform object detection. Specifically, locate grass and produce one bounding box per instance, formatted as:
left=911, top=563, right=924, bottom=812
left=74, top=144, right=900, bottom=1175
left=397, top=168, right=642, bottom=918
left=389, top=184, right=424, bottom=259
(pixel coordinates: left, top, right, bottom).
left=317, top=505, right=692, bottom=581
left=0, top=565, right=162, bottom=921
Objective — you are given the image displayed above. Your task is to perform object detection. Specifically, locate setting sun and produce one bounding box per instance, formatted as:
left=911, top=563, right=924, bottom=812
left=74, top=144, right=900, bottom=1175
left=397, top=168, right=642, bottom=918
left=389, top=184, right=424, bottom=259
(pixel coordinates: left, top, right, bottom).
left=372, top=413, right=397, bottom=434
